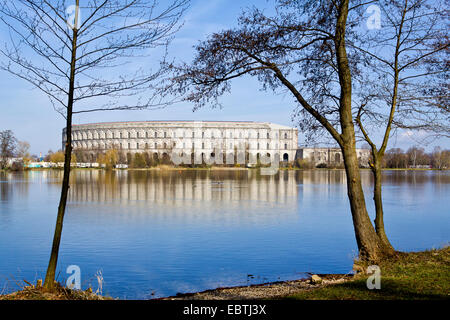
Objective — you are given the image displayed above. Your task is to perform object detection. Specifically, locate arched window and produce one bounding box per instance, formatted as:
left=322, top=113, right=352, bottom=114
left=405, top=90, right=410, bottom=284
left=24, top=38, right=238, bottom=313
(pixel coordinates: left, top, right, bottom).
left=335, top=153, right=341, bottom=163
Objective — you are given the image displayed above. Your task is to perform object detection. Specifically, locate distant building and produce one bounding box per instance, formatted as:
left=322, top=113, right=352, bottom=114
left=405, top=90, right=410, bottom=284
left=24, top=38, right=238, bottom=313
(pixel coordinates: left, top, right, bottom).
left=63, top=121, right=298, bottom=165
left=296, top=147, right=371, bottom=167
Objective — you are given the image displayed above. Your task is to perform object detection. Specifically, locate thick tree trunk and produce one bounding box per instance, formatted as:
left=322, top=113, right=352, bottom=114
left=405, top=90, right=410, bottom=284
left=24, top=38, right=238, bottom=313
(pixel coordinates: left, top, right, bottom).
left=43, top=3, right=79, bottom=290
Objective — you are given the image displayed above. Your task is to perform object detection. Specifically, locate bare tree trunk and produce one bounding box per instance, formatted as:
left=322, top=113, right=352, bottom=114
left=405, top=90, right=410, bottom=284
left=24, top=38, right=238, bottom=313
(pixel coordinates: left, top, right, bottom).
left=43, top=2, right=79, bottom=290
left=371, top=156, right=394, bottom=250
left=341, top=145, right=390, bottom=261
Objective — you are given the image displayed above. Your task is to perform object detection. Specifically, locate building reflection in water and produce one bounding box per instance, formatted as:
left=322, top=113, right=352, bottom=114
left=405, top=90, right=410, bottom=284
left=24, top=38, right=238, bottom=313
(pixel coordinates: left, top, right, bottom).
left=68, top=170, right=301, bottom=226
left=2, top=169, right=448, bottom=206
left=69, top=170, right=300, bottom=202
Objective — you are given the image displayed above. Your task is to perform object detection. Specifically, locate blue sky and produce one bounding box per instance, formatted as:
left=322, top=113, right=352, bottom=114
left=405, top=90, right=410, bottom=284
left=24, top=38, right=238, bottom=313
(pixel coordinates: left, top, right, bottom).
left=0, top=0, right=448, bottom=155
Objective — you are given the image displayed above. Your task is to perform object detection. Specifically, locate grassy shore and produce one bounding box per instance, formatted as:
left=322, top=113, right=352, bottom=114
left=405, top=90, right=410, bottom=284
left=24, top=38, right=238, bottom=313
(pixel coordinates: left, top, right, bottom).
left=0, top=281, right=111, bottom=300
left=285, top=246, right=449, bottom=300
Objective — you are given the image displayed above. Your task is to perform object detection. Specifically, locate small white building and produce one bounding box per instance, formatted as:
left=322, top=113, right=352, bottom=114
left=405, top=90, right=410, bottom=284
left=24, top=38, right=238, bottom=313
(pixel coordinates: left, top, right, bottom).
left=297, top=147, right=371, bottom=167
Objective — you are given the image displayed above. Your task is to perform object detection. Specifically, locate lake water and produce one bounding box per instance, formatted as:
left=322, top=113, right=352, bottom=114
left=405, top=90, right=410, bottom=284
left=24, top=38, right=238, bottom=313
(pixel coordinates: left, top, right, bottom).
left=0, top=169, right=448, bottom=299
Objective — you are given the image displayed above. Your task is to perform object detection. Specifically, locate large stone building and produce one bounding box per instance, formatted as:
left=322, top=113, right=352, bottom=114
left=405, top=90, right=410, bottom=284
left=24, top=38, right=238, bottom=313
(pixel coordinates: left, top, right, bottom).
left=296, top=147, right=371, bottom=167
left=63, top=121, right=298, bottom=165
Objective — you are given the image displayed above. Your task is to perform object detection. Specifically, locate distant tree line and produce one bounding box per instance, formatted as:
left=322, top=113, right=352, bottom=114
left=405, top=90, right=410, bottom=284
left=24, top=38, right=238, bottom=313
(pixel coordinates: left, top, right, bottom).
left=0, top=129, right=32, bottom=170
left=384, top=147, right=450, bottom=169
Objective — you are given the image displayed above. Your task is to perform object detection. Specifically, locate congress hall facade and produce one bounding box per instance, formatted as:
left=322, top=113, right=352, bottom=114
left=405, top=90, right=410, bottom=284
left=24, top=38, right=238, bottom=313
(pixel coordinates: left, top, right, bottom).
left=64, top=121, right=299, bottom=165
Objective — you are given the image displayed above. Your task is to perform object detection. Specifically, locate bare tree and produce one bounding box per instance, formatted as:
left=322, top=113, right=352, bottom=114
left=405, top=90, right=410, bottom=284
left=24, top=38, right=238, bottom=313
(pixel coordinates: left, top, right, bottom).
left=352, top=0, right=449, bottom=249
left=16, top=140, right=32, bottom=165
left=385, top=148, right=408, bottom=168
left=170, top=0, right=403, bottom=261
left=0, top=0, right=188, bottom=290
left=0, top=130, right=17, bottom=169
left=432, top=146, right=443, bottom=169
left=406, top=146, right=430, bottom=166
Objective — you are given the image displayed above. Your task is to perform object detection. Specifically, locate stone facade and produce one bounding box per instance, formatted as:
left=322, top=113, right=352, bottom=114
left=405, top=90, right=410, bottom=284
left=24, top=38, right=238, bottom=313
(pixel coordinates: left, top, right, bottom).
left=296, top=147, right=371, bottom=167
left=63, top=121, right=298, bottom=165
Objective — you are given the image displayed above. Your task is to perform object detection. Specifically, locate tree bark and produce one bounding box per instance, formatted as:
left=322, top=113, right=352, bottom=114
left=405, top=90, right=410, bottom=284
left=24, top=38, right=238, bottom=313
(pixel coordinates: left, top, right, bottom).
left=43, top=2, right=79, bottom=290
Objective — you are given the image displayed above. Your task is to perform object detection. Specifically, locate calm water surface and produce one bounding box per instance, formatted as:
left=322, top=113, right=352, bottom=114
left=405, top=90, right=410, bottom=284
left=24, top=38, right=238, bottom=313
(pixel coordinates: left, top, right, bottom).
left=0, top=169, right=448, bottom=299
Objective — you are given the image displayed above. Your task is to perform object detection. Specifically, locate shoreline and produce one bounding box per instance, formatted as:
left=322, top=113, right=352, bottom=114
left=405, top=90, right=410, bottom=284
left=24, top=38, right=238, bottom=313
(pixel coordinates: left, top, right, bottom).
left=161, top=274, right=353, bottom=300
left=162, top=247, right=449, bottom=300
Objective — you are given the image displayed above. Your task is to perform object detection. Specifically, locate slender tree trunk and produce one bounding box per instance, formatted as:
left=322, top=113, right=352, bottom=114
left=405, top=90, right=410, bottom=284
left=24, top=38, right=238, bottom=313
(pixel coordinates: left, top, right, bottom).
left=371, top=156, right=394, bottom=250
left=43, top=2, right=79, bottom=290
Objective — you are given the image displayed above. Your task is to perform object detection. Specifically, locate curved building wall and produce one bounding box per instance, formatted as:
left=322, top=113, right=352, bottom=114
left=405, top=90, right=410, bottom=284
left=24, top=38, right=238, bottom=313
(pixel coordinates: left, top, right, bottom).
left=63, top=121, right=299, bottom=164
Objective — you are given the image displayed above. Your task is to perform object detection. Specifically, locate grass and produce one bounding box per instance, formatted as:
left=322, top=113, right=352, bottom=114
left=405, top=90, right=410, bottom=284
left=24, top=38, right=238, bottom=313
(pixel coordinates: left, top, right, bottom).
left=0, top=281, right=111, bottom=300
left=285, top=246, right=450, bottom=300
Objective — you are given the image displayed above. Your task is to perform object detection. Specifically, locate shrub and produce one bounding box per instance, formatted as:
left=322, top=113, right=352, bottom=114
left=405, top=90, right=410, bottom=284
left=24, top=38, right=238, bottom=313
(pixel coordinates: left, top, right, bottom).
left=97, top=149, right=118, bottom=169
left=295, top=159, right=314, bottom=169
left=132, top=153, right=147, bottom=168
left=50, top=151, right=77, bottom=164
